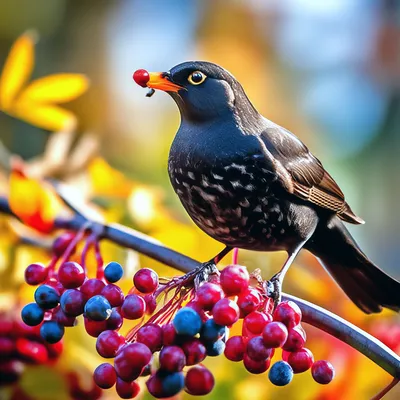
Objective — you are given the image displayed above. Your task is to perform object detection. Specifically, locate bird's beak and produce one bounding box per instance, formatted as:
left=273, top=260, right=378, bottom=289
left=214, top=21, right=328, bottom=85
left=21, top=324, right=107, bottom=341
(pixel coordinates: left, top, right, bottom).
left=146, top=72, right=183, bottom=92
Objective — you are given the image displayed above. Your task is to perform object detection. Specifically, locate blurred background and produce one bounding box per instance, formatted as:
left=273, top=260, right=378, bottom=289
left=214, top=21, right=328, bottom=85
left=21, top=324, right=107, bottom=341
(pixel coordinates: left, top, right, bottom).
left=0, top=0, right=399, bottom=399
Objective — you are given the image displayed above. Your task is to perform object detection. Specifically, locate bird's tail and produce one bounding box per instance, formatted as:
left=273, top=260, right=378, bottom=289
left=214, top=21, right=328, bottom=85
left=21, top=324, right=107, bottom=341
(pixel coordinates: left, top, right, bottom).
left=305, top=217, right=400, bottom=314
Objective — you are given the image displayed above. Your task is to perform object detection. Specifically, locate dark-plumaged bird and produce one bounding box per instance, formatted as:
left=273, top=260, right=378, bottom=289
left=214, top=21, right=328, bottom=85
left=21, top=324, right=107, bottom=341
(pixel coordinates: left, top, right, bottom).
left=133, top=61, right=400, bottom=314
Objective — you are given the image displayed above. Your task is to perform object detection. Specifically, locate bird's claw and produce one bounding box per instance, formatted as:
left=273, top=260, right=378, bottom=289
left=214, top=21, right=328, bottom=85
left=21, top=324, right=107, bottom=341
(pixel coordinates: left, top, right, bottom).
left=194, top=261, right=219, bottom=288
left=266, top=274, right=282, bottom=309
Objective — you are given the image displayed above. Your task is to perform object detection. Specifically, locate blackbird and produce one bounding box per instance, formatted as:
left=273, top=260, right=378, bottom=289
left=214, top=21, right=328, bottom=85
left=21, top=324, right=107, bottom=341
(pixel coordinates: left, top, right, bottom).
left=133, top=61, right=400, bottom=314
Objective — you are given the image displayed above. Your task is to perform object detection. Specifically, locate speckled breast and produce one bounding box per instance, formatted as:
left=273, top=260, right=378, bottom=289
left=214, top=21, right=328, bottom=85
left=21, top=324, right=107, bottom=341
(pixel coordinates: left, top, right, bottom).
left=168, top=155, right=296, bottom=251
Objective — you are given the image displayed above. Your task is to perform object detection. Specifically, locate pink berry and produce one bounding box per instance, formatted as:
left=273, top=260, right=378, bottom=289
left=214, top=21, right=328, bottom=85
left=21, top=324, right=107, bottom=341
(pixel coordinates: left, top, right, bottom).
left=220, top=265, right=249, bottom=296
left=93, top=363, right=117, bottom=389
left=162, top=323, right=177, bottom=346
left=243, top=353, right=271, bottom=374
left=136, top=323, right=163, bottom=352
left=185, top=366, right=215, bottom=396
left=181, top=338, right=207, bottom=366
left=96, top=330, right=125, bottom=358
left=212, top=298, right=239, bottom=326
left=52, top=232, right=76, bottom=257
left=262, top=321, right=288, bottom=348
left=133, top=69, right=150, bottom=87
left=273, top=301, right=302, bottom=329
left=246, top=336, right=273, bottom=361
left=116, top=378, right=140, bottom=399
left=121, top=294, right=146, bottom=320
left=244, top=311, right=272, bottom=335
left=288, top=348, right=314, bottom=373
left=282, top=325, right=306, bottom=352
left=311, top=360, right=335, bottom=384
left=101, top=284, right=124, bottom=307
left=196, top=282, right=224, bottom=311
left=114, top=343, right=152, bottom=382
left=81, top=279, right=105, bottom=299
left=159, top=346, right=186, bottom=372
left=84, top=317, right=107, bottom=337
left=24, top=263, right=48, bottom=286
left=224, top=336, right=246, bottom=362
left=58, top=262, right=85, bottom=289
left=133, top=268, right=158, bottom=293
left=237, top=288, right=261, bottom=316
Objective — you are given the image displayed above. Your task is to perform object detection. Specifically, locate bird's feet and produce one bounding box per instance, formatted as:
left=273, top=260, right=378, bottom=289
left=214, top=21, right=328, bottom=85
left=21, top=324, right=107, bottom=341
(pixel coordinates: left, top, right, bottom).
left=266, top=273, right=282, bottom=309
left=194, top=261, right=219, bottom=288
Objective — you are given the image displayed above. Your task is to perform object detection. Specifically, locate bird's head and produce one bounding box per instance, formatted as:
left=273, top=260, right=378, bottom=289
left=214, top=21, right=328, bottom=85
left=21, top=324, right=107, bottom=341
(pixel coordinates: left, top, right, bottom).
left=133, top=61, right=259, bottom=124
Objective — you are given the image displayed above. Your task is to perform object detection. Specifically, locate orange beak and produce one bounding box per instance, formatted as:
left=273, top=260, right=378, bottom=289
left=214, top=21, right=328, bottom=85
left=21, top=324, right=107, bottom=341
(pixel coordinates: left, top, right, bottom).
left=146, top=72, right=183, bottom=92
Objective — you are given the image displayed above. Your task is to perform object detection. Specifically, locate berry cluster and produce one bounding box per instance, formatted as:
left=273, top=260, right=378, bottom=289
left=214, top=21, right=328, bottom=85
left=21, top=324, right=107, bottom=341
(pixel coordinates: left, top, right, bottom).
left=20, top=230, right=335, bottom=398
left=0, top=312, right=63, bottom=387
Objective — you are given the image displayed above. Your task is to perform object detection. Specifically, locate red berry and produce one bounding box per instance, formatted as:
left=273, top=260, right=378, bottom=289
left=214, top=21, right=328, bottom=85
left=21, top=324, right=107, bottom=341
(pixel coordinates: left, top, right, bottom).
left=116, top=378, right=140, bottom=399
left=220, top=265, right=249, bottom=295
left=81, top=279, right=106, bottom=299
left=107, top=308, right=123, bottom=331
left=46, top=340, right=64, bottom=359
left=224, top=336, right=246, bottom=362
left=185, top=366, right=214, bottom=396
left=146, top=373, right=164, bottom=398
left=84, top=317, right=108, bottom=337
left=244, top=311, right=272, bottom=335
left=262, top=321, right=288, bottom=348
left=24, top=263, right=48, bottom=286
left=16, top=338, right=49, bottom=364
left=212, top=298, right=240, bottom=326
left=52, top=232, right=76, bottom=257
left=243, top=353, right=271, bottom=374
left=93, top=363, right=117, bottom=389
left=311, top=360, right=335, bottom=384
left=246, top=336, right=273, bottom=361
left=144, top=294, right=157, bottom=315
left=282, top=350, right=291, bottom=362
left=159, top=346, right=186, bottom=372
left=0, top=337, right=15, bottom=356
left=273, top=301, right=302, bottom=329
left=46, top=278, right=64, bottom=295
left=58, top=262, right=85, bottom=289
left=60, top=289, right=85, bottom=316
left=237, top=288, right=261, bottom=316
left=288, top=348, right=314, bottom=373
left=114, top=343, right=152, bottom=381
left=133, top=268, right=158, bottom=293
left=136, top=323, right=163, bottom=353
left=162, top=323, right=177, bottom=346
left=186, top=300, right=208, bottom=321
left=121, top=294, right=146, bottom=320
left=96, top=330, right=125, bottom=358
left=52, top=306, right=76, bottom=327
left=181, top=338, right=207, bottom=366
left=196, top=282, right=224, bottom=311
left=101, top=284, right=124, bottom=307
left=282, top=325, right=306, bottom=352
left=133, top=69, right=150, bottom=87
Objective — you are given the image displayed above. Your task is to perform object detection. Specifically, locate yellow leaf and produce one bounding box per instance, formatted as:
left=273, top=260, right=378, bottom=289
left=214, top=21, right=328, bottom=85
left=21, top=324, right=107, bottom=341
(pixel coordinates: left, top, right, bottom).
left=12, top=99, right=76, bottom=131
left=18, top=73, right=89, bottom=104
left=9, top=168, right=62, bottom=232
left=0, top=31, right=35, bottom=111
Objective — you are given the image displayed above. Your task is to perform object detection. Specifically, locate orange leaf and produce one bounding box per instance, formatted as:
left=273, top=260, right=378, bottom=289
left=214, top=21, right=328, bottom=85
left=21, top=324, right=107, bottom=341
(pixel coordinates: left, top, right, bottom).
left=18, top=74, right=89, bottom=104
left=0, top=31, right=35, bottom=111
left=9, top=168, right=62, bottom=233
left=12, top=100, right=76, bottom=131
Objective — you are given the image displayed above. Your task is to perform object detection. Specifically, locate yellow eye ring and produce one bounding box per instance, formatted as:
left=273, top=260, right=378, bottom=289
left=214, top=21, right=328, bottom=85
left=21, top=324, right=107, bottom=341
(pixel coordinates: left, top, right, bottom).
left=188, top=71, right=206, bottom=85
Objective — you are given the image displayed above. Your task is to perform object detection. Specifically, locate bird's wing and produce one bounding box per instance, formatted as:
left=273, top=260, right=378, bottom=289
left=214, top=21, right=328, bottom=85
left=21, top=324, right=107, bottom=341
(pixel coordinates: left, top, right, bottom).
left=257, top=125, right=364, bottom=224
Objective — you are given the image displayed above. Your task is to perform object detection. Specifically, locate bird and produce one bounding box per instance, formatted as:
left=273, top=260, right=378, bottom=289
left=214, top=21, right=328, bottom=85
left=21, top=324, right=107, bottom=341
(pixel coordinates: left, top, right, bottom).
left=133, top=61, right=400, bottom=314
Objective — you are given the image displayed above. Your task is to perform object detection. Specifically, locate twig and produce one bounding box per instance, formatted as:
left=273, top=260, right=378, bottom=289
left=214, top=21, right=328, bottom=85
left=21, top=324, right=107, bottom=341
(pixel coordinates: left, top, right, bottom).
left=371, top=377, right=399, bottom=400
left=0, top=194, right=399, bottom=381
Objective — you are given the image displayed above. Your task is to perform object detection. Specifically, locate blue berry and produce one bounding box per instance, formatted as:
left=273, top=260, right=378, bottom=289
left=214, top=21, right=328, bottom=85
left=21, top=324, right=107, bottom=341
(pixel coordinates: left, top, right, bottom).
left=159, top=371, right=185, bottom=397
left=40, top=321, right=65, bottom=343
left=104, top=262, right=123, bottom=283
left=84, top=295, right=112, bottom=321
left=200, top=319, right=226, bottom=342
left=34, top=284, right=60, bottom=309
left=21, top=303, right=44, bottom=326
left=268, top=361, right=293, bottom=386
left=205, top=339, right=225, bottom=357
left=60, top=289, right=86, bottom=316
left=173, top=308, right=202, bottom=336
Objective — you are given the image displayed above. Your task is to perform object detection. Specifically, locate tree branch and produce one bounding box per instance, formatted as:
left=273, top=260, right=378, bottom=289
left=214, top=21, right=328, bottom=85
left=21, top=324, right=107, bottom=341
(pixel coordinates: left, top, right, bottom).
left=1, top=194, right=399, bottom=379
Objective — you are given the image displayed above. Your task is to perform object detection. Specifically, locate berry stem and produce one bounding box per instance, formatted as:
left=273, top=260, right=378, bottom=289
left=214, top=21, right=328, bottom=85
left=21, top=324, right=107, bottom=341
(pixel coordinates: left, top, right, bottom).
left=371, top=377, right=399, bottom=400
left=232, top=248, right=239, bottom=265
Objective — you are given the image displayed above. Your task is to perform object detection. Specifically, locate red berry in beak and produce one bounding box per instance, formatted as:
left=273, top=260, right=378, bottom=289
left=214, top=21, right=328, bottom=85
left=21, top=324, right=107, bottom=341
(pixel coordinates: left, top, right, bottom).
left=133, top=69, right=150, bottom=87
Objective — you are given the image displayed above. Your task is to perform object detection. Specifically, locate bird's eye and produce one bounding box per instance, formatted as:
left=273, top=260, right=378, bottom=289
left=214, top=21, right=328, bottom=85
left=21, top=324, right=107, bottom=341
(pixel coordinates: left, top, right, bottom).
left=188, top=71, right=206, bottom=85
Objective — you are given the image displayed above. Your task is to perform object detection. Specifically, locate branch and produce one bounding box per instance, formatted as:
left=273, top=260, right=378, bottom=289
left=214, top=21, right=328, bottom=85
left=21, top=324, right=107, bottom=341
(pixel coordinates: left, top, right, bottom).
left=1, top=194, right=399, bottom=380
